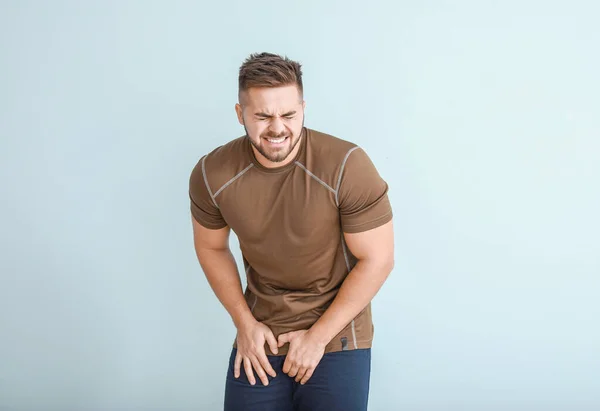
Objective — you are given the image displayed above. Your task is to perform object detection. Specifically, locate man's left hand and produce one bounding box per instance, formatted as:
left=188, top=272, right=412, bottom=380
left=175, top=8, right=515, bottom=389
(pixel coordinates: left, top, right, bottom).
left=277, top=329, right=326, bottom=385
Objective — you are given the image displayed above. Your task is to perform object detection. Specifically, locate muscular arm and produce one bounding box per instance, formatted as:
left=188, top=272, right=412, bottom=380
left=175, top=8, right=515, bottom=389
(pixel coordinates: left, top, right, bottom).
left=308, top=219, right=395, bottom=345
left=191, top=218, right=254, bottom=329
left=192, top=217, right=278, bottom=386
left=278, top=219, right=395, bottom=384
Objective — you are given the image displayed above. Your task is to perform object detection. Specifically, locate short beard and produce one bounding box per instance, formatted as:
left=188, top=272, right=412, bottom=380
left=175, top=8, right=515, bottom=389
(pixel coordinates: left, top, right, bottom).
left=244, top=118, right=304, bottom=163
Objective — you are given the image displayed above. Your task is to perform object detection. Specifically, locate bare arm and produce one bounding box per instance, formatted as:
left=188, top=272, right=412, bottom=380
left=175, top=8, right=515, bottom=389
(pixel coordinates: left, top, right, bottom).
left=307, top=219, right=395, bottom=345
left=191, top=217, right=254, bottom=328
left=278, top=219, right=395, bottom=384
left=191, top=217, right=278, bottom=386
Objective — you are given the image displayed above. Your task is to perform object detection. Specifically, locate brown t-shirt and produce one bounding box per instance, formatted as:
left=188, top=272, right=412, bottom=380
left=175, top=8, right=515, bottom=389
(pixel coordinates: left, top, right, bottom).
left=189, top=127, right=393, bottom=355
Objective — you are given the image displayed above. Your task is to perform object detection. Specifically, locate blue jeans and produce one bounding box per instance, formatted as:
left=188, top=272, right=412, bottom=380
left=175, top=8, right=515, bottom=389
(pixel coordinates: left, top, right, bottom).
left=224, top=347, right=371, bottom=411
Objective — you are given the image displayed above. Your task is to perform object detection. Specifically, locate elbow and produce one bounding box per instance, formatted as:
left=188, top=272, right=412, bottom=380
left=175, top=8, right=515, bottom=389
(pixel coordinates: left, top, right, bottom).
left=368, top=255, right=394, bottom=277
left=384, top=256, right=395, bottom=276
left=355, top=251, right=395, bottom=277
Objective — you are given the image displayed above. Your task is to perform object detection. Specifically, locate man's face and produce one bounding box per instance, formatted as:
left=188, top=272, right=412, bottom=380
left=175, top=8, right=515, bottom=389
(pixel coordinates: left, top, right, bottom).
left=236, top=85, right=306, bottom=165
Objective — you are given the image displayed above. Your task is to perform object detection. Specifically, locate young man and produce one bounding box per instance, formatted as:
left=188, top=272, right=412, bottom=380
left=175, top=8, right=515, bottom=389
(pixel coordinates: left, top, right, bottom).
left=189, top=52, right=394, bottom=411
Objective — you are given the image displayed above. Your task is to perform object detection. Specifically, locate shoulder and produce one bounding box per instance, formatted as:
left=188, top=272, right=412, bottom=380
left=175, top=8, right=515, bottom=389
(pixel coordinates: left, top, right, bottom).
left=304, top=128, right=367, bottom=179
left=189, top=135, right=251, bottom=192
left=306, top=128, right=359, bottom=159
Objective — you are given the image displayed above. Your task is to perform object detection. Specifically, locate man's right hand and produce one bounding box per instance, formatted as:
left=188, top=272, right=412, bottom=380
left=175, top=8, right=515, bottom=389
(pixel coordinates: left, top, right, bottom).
left=234, top=320, right=279, bottom=386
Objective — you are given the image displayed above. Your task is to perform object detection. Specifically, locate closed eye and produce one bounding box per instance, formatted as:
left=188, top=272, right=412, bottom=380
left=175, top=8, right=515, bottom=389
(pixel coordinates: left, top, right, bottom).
left=254, top=110, right=297, bottom=120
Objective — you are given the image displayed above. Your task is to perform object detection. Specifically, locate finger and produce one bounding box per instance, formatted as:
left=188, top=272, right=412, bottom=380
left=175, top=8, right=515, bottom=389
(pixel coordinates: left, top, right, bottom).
left=282, top=356, right=292, bottom=374
left=288, top=364, right=300, bottom=378
left=265, top=331, right=279, bottom=354
left=250, top=356, right=270, bottom=386
left=243, top=357, right=256, bottom=385
left=257, top=350, right=277, bottom=378
left=234, top=352, right=242, bottom=379
left=300, top=367, right=315, bottom=385
left=277, top=332, right=289, bottom=348
left=277, top=331, right=298, bottom=347
left=295, top=367, right=307, bottom=383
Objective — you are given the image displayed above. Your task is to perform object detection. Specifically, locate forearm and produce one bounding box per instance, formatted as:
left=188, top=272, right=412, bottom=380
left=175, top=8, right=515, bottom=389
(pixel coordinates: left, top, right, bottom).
left=308, top=258, right=393, bottom=345
left=195, top=248, right=255, bottom=328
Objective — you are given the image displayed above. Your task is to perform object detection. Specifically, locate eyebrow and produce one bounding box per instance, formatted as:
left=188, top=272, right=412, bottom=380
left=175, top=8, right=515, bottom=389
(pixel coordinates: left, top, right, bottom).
left=254, top=110, right=297, bottom=118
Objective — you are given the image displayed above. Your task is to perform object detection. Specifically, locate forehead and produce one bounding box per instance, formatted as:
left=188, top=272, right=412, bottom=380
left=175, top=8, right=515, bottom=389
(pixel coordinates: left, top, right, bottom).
left=241, top=85, right=302, bottom=111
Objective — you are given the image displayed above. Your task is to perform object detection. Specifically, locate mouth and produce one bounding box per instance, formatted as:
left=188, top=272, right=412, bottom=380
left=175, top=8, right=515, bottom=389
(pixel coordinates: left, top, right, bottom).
left=263, top=136, right=289, bottom=146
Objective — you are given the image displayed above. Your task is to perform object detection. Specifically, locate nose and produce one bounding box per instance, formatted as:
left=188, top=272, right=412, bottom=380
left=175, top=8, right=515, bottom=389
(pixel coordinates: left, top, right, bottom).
left=268, top=116, right=286, bottom=136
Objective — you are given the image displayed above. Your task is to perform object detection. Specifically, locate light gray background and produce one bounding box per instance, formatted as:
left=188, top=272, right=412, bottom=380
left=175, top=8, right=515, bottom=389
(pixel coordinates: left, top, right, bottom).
left=1, top=1, right=598, bottom=410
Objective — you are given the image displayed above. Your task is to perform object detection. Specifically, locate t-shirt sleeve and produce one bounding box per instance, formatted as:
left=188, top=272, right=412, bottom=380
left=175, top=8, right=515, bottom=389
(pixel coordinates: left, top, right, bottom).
left=188, top=156, right=228, bottom=229
left=337, top=147, right=393, bottom=233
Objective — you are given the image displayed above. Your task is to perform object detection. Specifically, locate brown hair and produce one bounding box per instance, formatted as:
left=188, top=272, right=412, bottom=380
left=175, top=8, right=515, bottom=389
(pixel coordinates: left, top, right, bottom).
left=238, top=52, right=303, bottom=99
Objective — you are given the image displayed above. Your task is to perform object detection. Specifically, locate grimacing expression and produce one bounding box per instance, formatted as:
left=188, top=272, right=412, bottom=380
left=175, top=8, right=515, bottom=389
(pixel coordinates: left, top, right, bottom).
left=236, top=85, right=306, bottom=164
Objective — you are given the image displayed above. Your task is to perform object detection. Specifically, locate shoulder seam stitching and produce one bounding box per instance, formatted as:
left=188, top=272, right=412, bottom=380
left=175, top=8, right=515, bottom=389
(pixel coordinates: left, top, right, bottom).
left=201, top=155, right=219, bottom=209
left=335, top=146, right=361, bottom=206
left=295, top=161, right=336, bottom=194
left=214, top=163, right=254, bottom=198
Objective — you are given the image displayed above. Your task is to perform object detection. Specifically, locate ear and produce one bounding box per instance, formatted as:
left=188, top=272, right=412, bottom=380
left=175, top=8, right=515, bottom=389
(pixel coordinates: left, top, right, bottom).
left=302, top=100, right=306, bottom=110
left=235, top=103, right=244, bottom=125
